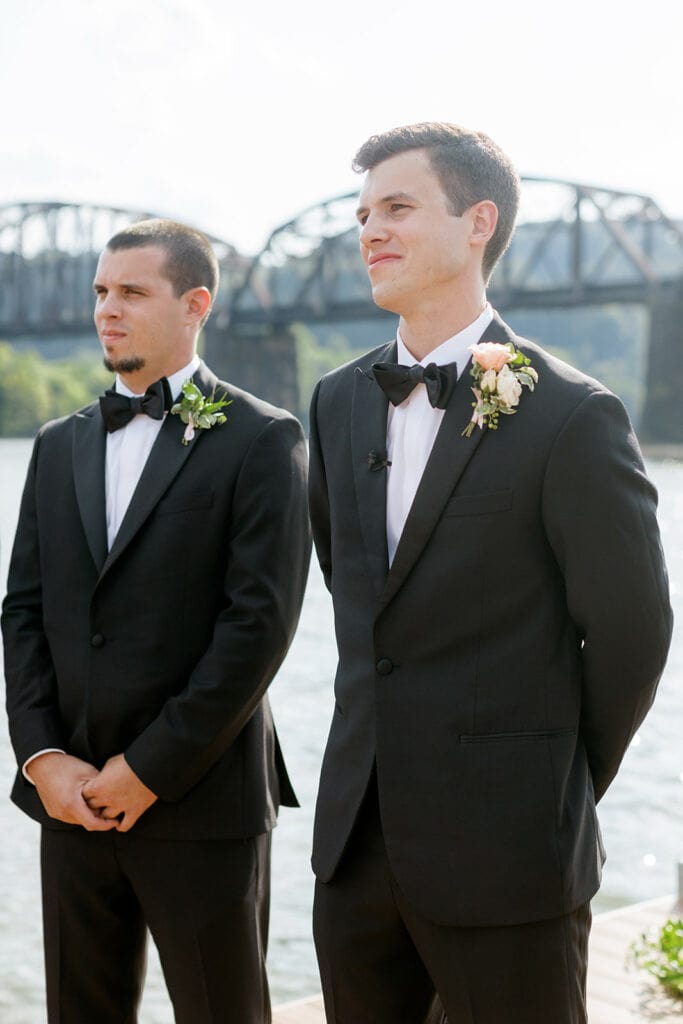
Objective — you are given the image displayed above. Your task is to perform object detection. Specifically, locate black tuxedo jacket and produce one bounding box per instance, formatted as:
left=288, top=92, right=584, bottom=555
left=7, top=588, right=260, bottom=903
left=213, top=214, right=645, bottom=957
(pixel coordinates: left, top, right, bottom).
left=3, top=360, right=311, bottom=840
left=308, top=314, right=672, bottom=927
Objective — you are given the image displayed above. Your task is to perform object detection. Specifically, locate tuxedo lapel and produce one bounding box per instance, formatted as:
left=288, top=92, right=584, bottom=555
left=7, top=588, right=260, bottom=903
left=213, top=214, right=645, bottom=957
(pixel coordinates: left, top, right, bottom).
left=377, top=315, right=514, bottom=615
left=479, top=312, right=518, bottom=348
left=73, top=406, right=108, bottom=574
left=350, top=344, right=394, bottom=599
left=100, top=362, right=220, bottom=580
left=377, top=371, right=485, bottom=613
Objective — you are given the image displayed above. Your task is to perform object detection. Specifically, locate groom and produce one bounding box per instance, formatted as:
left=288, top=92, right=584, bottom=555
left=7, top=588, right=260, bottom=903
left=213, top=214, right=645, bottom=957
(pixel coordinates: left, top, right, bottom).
left=309, top=123, right=673, bottom=1023
left=2, top=219, right=310, bottom=1023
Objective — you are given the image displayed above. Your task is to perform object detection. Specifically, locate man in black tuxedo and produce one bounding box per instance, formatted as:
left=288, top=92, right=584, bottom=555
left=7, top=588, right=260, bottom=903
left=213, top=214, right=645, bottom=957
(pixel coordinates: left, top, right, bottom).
left=2, top=219, right=311, bottom=1023
left=309, top=123, right=673, bottom=1023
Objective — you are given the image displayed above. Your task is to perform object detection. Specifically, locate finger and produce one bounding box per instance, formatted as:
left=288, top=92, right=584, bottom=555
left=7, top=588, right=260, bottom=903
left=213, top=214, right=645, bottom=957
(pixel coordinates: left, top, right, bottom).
left=85, top=799, right=120, bottom=819
left=83, top=795, right=107, bottom=809
left=78, top=809, right=118, bottom=831
left=76, top=793, right=115, bottom=822
left=81, top=794, right=107, bottom=812
left=115, top=811, right=138, bottom=833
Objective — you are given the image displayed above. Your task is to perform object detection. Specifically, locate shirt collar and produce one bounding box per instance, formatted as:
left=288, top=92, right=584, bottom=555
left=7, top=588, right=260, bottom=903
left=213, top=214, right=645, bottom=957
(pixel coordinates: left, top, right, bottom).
left=396, top=303, right=494, bottom=371
left=115, top=354, right=201, bottom=398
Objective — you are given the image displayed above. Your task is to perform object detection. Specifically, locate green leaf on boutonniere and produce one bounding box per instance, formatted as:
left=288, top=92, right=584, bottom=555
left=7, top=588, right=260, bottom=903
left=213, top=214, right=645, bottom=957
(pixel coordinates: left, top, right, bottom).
left=462, top=341, right=539, bottom=438
left=170, top=379, right=232, bottom=445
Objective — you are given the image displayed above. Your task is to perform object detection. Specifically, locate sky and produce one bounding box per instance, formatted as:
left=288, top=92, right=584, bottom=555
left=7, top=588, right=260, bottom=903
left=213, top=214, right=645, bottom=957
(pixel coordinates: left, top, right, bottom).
left=1, top=0, right=681, bottom=255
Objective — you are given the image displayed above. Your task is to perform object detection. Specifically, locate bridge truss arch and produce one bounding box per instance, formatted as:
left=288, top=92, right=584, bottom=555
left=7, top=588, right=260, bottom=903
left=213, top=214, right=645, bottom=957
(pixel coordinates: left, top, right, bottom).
left=0, top=202, right=241, bottom=337
left=1, top=184, right=682, bottom=441
left=224, top=177, right=683, bottom=442
left=231, top=177, right=683, bottom=324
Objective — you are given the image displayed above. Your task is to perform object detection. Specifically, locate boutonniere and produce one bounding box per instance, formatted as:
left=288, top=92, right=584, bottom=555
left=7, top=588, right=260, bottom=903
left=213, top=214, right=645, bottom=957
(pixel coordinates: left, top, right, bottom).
left=170, top=379, right=232, bottom=445
left=462, top=341, right=538, bottom=438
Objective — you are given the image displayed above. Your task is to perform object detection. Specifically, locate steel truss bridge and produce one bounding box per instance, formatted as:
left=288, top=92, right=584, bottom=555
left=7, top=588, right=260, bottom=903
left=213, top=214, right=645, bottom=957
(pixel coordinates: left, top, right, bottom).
left=1, top=181, right=682, bottom=441
left=0, top=202, right=243, bottom=334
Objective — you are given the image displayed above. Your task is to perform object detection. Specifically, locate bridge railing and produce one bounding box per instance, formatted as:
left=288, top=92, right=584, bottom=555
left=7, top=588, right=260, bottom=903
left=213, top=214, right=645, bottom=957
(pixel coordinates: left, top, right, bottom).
left=1, top=183, right=682, bottom=336
left=230, top=179, right=683, bottom=323
left=0, top=202, right=243, bottom=336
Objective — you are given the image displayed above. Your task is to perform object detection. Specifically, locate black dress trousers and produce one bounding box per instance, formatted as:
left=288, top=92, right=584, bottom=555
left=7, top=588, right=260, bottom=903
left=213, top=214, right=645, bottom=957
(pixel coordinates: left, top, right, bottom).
left=41, top=826, right=272, bottom=1024
left=313, top=776, right=590, bottom=1024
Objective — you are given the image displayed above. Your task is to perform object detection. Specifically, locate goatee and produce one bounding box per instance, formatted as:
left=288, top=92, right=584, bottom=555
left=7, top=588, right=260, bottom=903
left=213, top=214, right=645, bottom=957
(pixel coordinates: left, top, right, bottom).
left=103, top=355, right=146, bottom=374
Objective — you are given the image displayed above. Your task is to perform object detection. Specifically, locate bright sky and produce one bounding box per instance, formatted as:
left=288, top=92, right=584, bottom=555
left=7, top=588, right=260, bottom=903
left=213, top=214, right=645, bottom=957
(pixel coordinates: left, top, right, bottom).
left=1, top=0, right=680, bottom=254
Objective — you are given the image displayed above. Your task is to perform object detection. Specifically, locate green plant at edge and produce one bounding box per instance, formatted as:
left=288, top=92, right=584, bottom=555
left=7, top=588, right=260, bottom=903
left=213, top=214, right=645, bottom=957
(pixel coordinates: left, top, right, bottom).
left=630, top=918, right=683, bottom=999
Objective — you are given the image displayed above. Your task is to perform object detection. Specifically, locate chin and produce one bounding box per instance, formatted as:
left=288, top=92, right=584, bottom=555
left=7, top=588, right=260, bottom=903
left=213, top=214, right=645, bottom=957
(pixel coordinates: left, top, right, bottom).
left=103, top=356, right=146, bottom=374
left=370, top=286, right=402, bottom=316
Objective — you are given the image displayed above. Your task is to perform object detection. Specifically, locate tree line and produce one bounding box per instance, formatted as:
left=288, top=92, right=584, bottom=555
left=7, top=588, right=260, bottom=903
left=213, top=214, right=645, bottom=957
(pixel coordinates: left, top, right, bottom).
left=0, top=332, right=364, bottom=437
left=0, top=306, right=646, bottom=438
left=0, top=343, right=113, bottom=436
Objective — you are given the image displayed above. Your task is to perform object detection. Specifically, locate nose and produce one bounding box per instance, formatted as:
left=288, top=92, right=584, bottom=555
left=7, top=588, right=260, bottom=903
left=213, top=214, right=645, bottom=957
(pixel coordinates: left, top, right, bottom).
left=95, top=292, right=121, bottom=320
left=359, top=211, right=389, bottom=249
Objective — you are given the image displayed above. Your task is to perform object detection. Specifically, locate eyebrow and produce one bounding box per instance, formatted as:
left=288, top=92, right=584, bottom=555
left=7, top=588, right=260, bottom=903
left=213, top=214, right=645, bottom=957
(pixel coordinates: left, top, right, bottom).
left=356, top=190, right=417, bottom=218
left=93, top=280, right=147, bottom=291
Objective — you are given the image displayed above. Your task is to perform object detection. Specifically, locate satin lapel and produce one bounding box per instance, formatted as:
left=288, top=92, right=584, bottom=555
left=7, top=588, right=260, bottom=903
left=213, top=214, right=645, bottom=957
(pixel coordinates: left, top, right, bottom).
left=376, top=314, right=514, bottom=616
left=100, top=363, right=219, bottom=580
left=73, top=405, right=108, bottom=574
left=351, top=343, right=394, bottom=599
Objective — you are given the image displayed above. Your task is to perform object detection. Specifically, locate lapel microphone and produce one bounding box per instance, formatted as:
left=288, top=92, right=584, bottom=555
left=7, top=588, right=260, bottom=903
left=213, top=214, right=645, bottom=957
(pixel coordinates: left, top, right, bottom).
left=367, top=450, right=392, bottom=471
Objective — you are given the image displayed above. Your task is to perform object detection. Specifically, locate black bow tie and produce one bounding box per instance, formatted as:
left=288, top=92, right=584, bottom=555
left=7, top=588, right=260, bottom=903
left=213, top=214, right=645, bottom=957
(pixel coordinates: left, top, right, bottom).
left=372, top=361, right=458, bottom=409
left=99, top=378, right=173, bottom=433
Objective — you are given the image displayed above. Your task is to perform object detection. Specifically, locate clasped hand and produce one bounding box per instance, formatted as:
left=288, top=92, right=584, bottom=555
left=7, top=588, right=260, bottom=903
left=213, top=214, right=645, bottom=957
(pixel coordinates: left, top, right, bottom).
left=29, top=752, right=157, bottom=832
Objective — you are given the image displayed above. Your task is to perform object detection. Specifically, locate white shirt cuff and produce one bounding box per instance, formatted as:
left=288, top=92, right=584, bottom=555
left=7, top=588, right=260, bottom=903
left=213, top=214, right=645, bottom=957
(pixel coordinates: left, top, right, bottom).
left=23, top=749, right=66, bottom=784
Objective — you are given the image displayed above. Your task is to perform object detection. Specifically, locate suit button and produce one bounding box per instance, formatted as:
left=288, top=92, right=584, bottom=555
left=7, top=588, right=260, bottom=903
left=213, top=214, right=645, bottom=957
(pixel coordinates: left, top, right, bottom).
left=91, top=634, right=105, bottom=648
left=376, top=658, right=393, bottom=675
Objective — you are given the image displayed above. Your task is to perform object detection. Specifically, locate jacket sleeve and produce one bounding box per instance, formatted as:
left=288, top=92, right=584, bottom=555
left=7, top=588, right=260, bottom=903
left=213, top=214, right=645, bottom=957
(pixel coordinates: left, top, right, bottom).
left=124, top=414, right=312, bottom=801
left=2, top=431, right=67, bottom=769
left=308, top=380, right=333, bottom=592
left=541, top=389, right=673, bottom=801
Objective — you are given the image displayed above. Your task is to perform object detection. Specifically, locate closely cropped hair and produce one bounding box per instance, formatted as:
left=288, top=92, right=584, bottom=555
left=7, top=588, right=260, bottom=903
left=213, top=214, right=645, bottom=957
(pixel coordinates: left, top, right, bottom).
left=106, top=219, right=219, bottom=312
left=353, top=123, right=520, bottom=281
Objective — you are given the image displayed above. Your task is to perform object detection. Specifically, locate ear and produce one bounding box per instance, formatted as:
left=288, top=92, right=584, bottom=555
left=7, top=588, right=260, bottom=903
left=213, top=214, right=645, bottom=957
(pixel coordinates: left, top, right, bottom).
left=184, top=286, right=212, bottom=324
left=469, top=200, right=498, bottom=248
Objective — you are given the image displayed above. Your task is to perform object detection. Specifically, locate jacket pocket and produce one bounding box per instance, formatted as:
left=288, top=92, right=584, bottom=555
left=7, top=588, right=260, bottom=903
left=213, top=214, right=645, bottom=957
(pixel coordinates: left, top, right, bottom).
left=442, top=489, right=513, bottom=517
left=156, top=491, right=215, bottom=515
left=459, top=728, right=576, bottom=743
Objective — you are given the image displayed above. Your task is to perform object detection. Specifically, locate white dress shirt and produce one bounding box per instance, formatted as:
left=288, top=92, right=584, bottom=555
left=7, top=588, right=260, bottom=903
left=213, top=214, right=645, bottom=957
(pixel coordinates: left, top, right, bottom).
left=23, top=354, right=200, bottom=781
left=105, top=355, right=200, bottom=549
left=386, top=305, right=493, bottom=565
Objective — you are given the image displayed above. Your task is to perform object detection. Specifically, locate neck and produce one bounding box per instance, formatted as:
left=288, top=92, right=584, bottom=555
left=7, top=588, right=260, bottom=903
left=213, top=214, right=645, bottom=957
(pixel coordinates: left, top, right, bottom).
left=398, top=285, right=488, bottom=361
left=119, top=351, right=197, bottom=394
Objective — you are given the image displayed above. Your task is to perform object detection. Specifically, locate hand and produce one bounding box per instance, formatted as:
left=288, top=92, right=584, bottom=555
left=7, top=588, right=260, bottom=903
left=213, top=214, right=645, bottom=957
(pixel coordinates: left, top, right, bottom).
left=27, top=752, right=117, bottom=831
left=81, top=753, right=157, bottom=832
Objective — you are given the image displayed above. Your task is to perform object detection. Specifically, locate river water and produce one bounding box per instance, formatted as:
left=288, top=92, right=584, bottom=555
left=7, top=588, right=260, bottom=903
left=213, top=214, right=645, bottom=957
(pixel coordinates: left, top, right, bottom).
left=0, top=438, right=681, bottom=1022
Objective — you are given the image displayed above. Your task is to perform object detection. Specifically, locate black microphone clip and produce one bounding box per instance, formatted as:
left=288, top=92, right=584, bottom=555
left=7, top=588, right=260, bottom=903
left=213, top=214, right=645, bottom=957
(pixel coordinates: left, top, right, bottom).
left=367, top=449, right=392, bottom=472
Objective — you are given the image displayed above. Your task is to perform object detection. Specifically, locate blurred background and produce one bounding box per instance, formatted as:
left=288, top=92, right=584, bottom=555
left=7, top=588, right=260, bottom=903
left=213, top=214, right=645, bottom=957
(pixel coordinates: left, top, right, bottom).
left=0, top=0, right=681, bottom=1019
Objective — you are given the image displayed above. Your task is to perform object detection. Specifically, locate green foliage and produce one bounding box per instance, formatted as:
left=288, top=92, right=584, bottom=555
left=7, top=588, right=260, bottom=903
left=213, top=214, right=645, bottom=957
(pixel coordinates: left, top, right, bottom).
left=509, top=305, right=648, bottom=428
left=170, top=379, right=231, bottom=445
left=293, top=323, right=368, bottom=422
left=0, top=343, right=112, bottom=437
left=631, top=918, right=683, bottom=999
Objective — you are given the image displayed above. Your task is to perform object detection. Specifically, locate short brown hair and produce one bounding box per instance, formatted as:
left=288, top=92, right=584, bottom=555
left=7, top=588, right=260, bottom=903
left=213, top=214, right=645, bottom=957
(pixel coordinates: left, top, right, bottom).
left=353, top=122, right=520, bottom=281
left=106, top=218, right=219, bottom=308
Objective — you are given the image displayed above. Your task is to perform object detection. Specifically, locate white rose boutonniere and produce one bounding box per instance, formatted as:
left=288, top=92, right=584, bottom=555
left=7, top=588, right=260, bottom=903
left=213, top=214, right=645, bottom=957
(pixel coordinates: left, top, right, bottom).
left=171, top=379, right=232, bottom=445
left=462, top=341, right=538, bottom=437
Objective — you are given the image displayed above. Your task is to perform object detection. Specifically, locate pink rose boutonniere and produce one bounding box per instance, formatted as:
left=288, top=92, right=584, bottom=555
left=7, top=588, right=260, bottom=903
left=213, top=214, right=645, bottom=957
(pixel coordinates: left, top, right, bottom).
left=462, top=341, right=538, bottom=438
